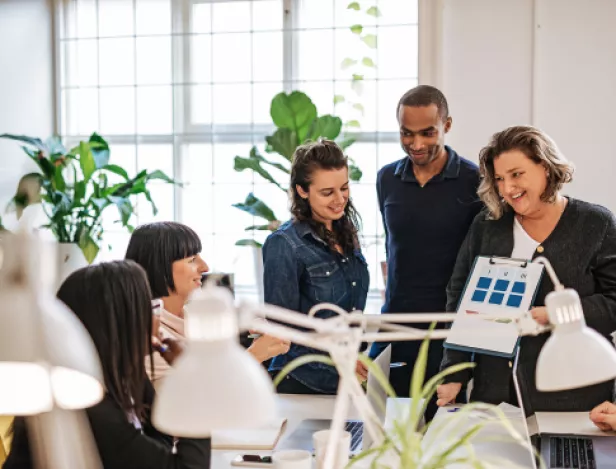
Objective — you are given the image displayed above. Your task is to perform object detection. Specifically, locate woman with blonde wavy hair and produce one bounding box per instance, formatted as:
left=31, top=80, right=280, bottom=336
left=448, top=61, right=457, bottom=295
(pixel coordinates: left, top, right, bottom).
left=436, top=125, right=616, bottom=414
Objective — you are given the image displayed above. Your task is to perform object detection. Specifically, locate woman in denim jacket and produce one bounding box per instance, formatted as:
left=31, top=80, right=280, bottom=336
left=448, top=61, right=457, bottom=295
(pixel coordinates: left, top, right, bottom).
left=263, top=139, right=370, bottom=394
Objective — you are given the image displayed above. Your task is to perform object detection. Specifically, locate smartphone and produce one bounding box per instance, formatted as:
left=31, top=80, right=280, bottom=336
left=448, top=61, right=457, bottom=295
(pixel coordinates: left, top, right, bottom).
left=231, top=454, right=273, bottom=467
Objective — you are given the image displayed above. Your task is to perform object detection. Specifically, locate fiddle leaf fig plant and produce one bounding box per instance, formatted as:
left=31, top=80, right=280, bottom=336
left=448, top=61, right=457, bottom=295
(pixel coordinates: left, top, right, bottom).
left=1, top=132, right=176, bottom=263
left=233, top=90, right=362, bottom=247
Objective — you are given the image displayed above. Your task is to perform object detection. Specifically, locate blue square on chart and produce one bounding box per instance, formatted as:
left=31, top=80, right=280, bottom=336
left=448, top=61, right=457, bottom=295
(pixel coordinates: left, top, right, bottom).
left=471, top=290, right=487, bottom=303
left=494, top=279, right=510, bottom=292
left=511, top=281, right=526, bottom=294
left=489, top=292, right=505, bottom=305
left=507, top=294, right=523, bottom=308
left=476, top=277, right=492, bottom=289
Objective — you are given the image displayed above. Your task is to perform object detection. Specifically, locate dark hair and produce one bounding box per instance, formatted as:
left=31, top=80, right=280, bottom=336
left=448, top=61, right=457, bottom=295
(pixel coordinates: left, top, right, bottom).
left=397, top=85, right=449, bottom=121
left=290, top=139, right=361, bottom=253
left=478, top=125, right=575, bottom=219
left=125, top=222, right=202, bottom=299
left=56, top=260, right=153, bottom=419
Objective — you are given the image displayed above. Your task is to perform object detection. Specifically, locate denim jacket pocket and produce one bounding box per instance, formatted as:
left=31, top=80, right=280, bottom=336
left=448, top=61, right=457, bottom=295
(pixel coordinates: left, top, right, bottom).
left=306, top=261, right=344, bottom=305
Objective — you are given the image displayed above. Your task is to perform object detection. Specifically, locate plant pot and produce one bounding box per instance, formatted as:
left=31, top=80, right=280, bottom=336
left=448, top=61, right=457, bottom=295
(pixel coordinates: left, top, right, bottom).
left=56, top=243, right=88, bottom=290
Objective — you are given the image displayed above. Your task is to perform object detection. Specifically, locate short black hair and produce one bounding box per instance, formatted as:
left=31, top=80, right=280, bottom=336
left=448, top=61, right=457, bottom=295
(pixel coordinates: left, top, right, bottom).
left=57, top=260, right=153, bottom=419
left=397, top=85, right=449, bottom=121
left=125, top=221, right=202, bottom=298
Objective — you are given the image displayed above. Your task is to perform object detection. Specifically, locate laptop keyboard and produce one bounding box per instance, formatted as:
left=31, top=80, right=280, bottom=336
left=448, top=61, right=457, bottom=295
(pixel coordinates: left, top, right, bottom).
left=549, top=436, right=596, bottom=468
left=345, top=421, right=364, bottom=451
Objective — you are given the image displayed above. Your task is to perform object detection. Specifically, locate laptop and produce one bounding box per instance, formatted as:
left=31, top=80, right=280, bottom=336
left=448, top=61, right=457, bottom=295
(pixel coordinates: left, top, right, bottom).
left=279, top=344, right=392, bottom=455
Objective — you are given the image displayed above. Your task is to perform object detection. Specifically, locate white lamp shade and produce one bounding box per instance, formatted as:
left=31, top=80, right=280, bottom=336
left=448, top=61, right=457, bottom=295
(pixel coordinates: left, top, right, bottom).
left=0, top=363, right=53, bottom=415
left=152, top=339, right=277, bottom=437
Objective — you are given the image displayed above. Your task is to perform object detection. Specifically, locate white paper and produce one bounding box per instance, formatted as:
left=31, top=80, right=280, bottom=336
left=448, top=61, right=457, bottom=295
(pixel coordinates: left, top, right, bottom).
left=532, top=412, right=616, bottom=438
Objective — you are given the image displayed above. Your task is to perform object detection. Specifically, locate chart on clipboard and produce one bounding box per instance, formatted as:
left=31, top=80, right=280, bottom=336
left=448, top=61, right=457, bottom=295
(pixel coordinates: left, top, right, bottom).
left=444, top=256, right=545, bottom=358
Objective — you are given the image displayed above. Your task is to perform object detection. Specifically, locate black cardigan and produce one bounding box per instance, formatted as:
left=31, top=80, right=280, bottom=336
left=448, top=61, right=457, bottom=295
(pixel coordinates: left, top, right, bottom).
left=441, top=197, right=616, bottom=413
left=4, top=380, right=211, bottom=469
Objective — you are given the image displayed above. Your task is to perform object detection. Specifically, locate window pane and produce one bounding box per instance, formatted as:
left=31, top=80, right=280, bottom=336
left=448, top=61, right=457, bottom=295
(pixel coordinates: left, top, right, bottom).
left=253, top=83, right=282, bottom=124
left=298, top=0, right=334, bottom=29
left=190, top=85, right=213, bottom=125
left=100, top=87, right=135, bottom=134
left=253, top=32, right=283, bottom=82
left=334, top=79, right=377, bottom=131
left=65, top=39, right=98, bottom=87
left=377, top=142, right=405, bottom=169
left=99, top=38, right=135, bottom=86
left=98, top=232, right=130, bottom=262
left=351, top=183, right=378, bottom=238
left=212, top=84, right=251, bottom=124
left=137, top=183, right=175, bottom=224
left=98, top=0, right=134, bottom=37
left=108, top=144, right=137, bottom=180
left=334, top=28, right=377, bottom=81
left=182, top=144, right=214, bottom=184
left=213, top=185, right=254, bottom=233
left=192, top=3, right=212, bottom=34
left=191, top=35, right=213, bottom=84
left=334, top=0, right=377, bottom=28
left=137, top=144, right=173, bottom=176
left=137, top=86, right=173, bottom=135
left=210, top=233, right=256, bottom=287
left=74, top=0, right=97, bottom=39
left=346, top=142, right=378, bottom=185
left=64, top=88, right=99, bottom=135
left=296, top=81, right=334, bottom=116
left=181, top=183, right=213, bottom=233
left=252, top=0, right=283, bottom=31
left=378, top=0, right=419, bottom=25
left=212, top=33, right=251, bottom=83
left=378, top=79, right=417, bottom=132
left=136, top=0, right=171, bottom=36
left=297, top=30, right=335, bottom=81
left=136, top=37, right=172, bottom=85
left=252, top=183, right=290, bottom=224
left=378, top=25, right=418, bottom=79
left=212, top=1, right=251, bottom=33
left=213, top=144, right=253, bottom=185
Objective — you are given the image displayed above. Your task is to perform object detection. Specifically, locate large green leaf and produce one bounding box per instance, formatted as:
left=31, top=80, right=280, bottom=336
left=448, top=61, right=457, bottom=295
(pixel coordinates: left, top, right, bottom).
left=77, top=232, right=100, bottom=264
left=234, top=156, right=284, bottom=191
left=349, top=164, right=363, bottom=181
left=232, top=193, right=277, bottom=222
left=235, top=239, right=263, bottom=248
left=270, top=91, right=317, bottom=142
left=79, top=141, right=96, bottom=183
left=103, top=164, right=129, bottom=180
left=265, top=128, right=299, bottom=161
left=250, top=146, right=290, bottom=174
left=45, top=135, right=67, bottom=156
left=0, top=134, right=47, bottom=152
left=109, top=195, right=134, bottom=225
left=307, top=115, right=343, bottom=140
left=89, top=132, right=110, bottom=169
left=146, top=169, right=175, bottom=184
left=50, top=191, right=72, bottom=217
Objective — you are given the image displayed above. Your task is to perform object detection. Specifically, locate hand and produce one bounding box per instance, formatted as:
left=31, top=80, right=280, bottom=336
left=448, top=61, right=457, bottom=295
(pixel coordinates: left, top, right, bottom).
left=436, top=382, right=462, bottom=407
left=530, top=306, right=549, bottom=325
left=355, top=360, right=368, bottom=382
left=248, top=334, right=290, bottom=363
left=590, top=401, right=616, bottom=431
left=153, top=337, right=185, bottom=366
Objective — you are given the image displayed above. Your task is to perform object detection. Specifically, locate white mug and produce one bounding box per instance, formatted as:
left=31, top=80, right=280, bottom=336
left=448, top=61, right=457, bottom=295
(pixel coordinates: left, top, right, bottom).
left=272, top=449, right=312, bottom=469
left=312, top=429, right=351, bottom=469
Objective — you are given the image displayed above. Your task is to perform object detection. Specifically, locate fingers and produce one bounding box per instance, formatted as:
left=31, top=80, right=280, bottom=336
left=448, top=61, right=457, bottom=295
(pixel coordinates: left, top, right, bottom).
left=436, top=383, right=461, bottom=407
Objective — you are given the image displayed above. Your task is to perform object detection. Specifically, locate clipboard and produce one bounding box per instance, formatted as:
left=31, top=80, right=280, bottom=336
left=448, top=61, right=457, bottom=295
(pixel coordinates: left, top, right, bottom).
left=444, top=256, right=544, bottom=358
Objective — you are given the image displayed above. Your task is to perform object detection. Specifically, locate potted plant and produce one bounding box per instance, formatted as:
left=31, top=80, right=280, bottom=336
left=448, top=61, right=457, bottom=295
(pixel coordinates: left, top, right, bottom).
left=274, top=328, right=541, bottom=468
left=1, top=132, right=176, bottom=282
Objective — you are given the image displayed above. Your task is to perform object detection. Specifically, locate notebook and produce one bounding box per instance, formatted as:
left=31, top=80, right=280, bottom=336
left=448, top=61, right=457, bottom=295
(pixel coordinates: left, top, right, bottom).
left=211, top=418, right=288, bottom=450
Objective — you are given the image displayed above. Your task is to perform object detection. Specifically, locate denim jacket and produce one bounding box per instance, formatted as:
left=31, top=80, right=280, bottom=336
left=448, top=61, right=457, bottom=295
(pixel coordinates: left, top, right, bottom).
left=262, top=219, right=370, bottom=394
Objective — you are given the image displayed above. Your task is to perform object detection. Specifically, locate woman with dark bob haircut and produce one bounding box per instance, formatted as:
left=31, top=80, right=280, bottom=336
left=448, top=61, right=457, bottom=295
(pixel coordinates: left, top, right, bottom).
left=125, top=221, right=289, bottom=384
left=437, top=125, right=616, bottom=414
left=4, top=260, right=211, bottom=469
left=263, top=139, right=370, bottom=395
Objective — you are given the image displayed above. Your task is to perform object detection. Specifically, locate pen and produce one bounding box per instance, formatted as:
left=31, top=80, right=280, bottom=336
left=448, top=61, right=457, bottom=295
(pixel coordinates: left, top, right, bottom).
left=389, top=362, right=407, bottom=368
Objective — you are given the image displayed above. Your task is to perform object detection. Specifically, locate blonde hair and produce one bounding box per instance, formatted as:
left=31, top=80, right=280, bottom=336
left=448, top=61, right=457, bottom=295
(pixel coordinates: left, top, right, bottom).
left=478, top=126, right=574, bottom=219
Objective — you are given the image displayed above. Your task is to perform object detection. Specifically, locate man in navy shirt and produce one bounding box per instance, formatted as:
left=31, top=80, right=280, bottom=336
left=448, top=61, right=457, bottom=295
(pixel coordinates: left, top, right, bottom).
left=374, top=85, right=481, bottom=420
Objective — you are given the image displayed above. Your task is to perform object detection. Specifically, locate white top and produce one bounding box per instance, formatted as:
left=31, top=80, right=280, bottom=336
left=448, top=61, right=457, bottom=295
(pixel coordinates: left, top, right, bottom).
left=511, top=217, right=540, bottom=260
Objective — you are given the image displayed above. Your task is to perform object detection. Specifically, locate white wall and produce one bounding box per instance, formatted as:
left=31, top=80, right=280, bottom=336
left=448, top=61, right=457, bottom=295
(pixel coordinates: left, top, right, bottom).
left=0, top=0, right=55, bottom=229
left=439, top=0, right=616, bottom=213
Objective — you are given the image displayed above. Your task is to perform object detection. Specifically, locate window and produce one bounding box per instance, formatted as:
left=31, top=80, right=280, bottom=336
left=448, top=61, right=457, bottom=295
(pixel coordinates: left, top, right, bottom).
left=56, top=0, right=419, bottom=297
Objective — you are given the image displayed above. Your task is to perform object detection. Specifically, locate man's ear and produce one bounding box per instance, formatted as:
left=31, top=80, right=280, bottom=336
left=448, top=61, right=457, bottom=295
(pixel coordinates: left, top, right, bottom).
left=444, top=116, right=453, bottom=134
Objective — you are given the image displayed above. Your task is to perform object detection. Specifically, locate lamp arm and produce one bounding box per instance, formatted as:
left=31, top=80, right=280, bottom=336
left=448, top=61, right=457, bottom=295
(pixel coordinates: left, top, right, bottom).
left=533, top=256, right=564, bottom=291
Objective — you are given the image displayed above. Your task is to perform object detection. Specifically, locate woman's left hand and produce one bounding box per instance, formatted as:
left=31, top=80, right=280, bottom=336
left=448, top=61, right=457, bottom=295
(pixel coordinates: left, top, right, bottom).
left=530, top=306, right=550, bottom=325
left=153, top=337, right=185, bottom=365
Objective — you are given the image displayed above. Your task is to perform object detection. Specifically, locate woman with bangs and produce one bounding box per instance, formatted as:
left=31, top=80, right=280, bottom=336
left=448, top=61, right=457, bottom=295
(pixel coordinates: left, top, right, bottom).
left=125, top=221, right=289, bottom=384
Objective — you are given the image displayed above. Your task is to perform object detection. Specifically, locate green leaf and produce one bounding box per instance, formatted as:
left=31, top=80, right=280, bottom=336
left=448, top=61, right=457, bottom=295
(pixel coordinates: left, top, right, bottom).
left=143, top=188, right=158, bottom=216
left=361, top=57, right=376, bottom=67
left=73, top=181, right=86, bottom=207
left=50, top=191, right=72, bottom=216
left=103, top=164, right=129, bottom=180
left=89, top=133, right=110, bottom=169
left=45, top=135, right=67, bottom=155
left=307, top=115, right=343, bottom=141
left=236, top=239, right=263, bottom=248
left=0, top=134, right=48, bottom=153
left=270, top=91, right=317, bottom=143
left=352, top=103, right=365, bottom=114
left=350, top=24, right=363, bottom=34
left=340, top=57, right=357, bottom=69
left=361, top=34, right=378, bottom=48
left=333, top=95, right=346, bottom=105
left=249, top=146, right=290, bottom=174
left=349, top=164, right=363, bottom=181
left=265, top=128, right=299, bottom=161
left=366, top=6, right=381, bottom=17
left=352, top=73, right=364, bottom=81
left=109, top=196, right=134, bottom=225
left=232, top=193, right=277, bottom=222
left=79, top=141, right=96, bottom=183
left=234, top=155, right=285, bottom=191
left=78, top=232, right=100, bottom=264
left=53, top=166, right=66, bottom=192
left=338, top=137, right=356, bottom=150
left=346, top=119, right=361, bottom=128
left=146, top=169, right=175, bottom=185
left=91, top=197, right=108, bottom=211
left=347, top=1, right=360, bottom=10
